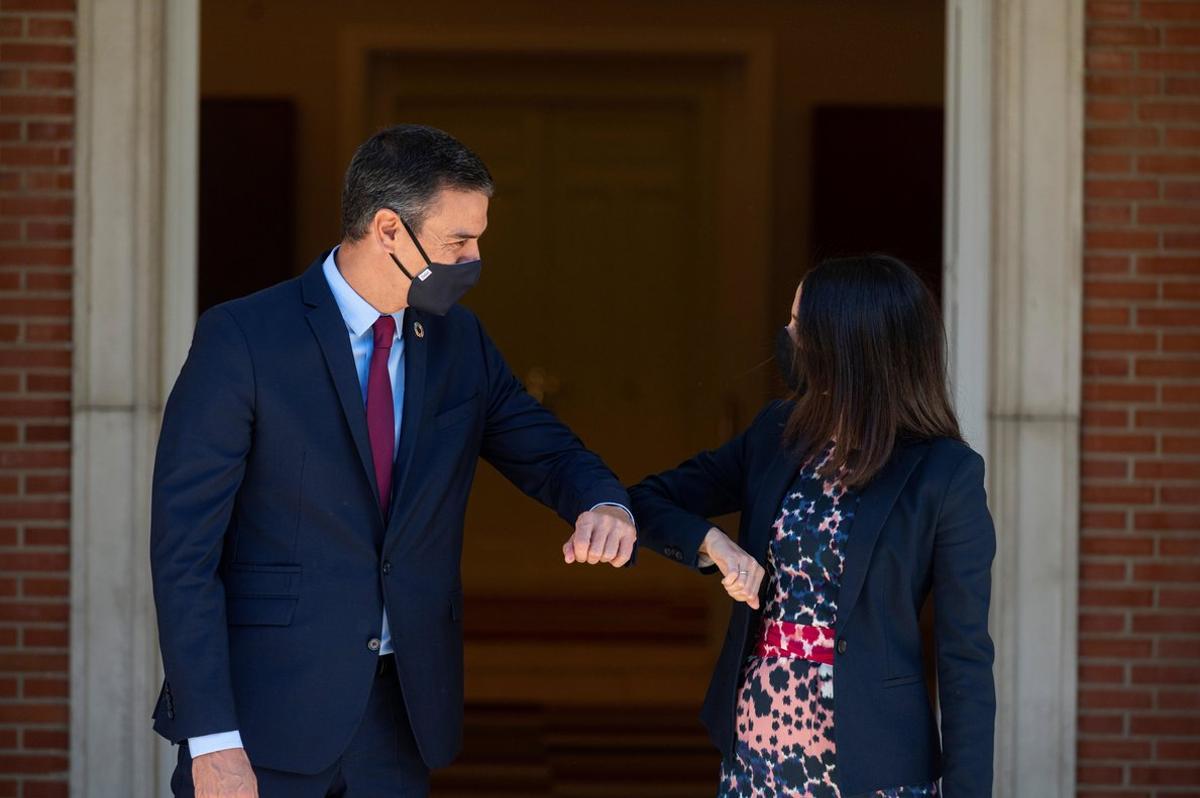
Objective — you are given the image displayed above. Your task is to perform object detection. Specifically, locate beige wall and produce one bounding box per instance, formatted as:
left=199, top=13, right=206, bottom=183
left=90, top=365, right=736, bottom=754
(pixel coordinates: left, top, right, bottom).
left=201, top=0, right=944, bottom=304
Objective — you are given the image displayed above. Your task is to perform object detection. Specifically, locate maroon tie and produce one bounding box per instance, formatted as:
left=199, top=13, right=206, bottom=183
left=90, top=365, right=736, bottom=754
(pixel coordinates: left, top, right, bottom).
left=367, top=315, right=396, bottom=515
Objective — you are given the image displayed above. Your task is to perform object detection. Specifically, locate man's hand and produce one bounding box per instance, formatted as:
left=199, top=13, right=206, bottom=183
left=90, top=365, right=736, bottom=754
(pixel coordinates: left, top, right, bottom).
left=192, top=748, right=257, bottom=798
left=562, top=506, right=636, bottom=567
left=700, top=527, right=766, bottom=609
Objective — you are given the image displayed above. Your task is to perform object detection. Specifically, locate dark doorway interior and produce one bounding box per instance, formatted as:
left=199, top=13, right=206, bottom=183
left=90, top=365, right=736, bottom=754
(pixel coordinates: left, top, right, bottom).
left=198, top=98, right=298, bottom=314
left=811, top=105, right=945, bottom=299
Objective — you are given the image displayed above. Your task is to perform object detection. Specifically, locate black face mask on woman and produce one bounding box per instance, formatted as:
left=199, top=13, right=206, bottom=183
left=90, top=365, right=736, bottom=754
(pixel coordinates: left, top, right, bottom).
left=774, top=326, right=806, bottom=394
left=388, top=217, right=481, bottom=316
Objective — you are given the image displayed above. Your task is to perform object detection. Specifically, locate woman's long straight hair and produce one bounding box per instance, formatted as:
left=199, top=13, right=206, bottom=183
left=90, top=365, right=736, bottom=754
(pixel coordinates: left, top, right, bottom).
left=783, top=254, right=963, bottom=488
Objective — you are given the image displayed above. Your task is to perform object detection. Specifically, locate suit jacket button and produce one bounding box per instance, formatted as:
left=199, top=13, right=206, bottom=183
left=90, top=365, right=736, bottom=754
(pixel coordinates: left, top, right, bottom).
left=836, top=638, right=848, bottom=655
left=382, top=560, right=392, bottom=575
left=367, top=637, right=382, bottom=652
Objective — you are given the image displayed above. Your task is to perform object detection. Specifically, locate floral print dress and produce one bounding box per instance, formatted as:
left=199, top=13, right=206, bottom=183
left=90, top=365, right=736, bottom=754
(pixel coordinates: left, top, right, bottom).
left=717, top=443, right=937, bottom=798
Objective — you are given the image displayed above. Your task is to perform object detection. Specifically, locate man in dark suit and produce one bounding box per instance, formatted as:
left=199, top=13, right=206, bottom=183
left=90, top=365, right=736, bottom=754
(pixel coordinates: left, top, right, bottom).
left=150, top=124, right=637, bottom=797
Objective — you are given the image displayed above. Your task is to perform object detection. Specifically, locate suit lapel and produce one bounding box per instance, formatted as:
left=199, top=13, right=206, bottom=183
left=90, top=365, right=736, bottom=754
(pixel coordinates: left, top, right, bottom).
left=301, top=256, right=382, bottom=513
left=385, top=309, right=429, bottom=536
left=837, top=440, right=930, bottom=629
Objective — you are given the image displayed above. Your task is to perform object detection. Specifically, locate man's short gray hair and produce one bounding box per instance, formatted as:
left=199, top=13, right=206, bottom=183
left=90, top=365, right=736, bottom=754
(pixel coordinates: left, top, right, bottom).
left=341, top=124, right=494, bottom=241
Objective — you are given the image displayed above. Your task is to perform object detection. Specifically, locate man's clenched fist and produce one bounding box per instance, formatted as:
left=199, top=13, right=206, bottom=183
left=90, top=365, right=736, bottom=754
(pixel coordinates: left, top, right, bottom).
left=193, top=748, right=257, bottom=798
left=562, top=506, right=636, bottom=567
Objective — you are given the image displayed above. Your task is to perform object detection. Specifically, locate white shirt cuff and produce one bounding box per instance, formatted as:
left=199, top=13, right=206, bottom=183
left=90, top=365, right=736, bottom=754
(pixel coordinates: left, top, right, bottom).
left=589, top=502, right=635, bottom=528
left=188, top=730, right=244, bottom=757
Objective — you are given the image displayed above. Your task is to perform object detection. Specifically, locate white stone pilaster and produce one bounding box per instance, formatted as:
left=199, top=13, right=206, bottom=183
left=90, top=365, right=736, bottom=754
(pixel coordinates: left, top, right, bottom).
left=985, top=0, right=1083, bottom=794
left=71, top=0, right=197, bottom=795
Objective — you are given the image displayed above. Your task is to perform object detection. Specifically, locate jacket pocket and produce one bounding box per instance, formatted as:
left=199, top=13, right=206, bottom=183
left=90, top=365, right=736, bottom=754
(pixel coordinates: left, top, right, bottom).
left=881, top=673, right=923, bottom=688
left=223, top=562, right=302, bottom=597
left=223, top=563, right=301, bottom=626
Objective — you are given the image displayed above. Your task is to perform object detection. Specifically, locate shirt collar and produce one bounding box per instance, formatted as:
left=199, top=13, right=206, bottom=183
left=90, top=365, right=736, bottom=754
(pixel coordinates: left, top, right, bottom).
left=322, top=247, right=405, bottom=339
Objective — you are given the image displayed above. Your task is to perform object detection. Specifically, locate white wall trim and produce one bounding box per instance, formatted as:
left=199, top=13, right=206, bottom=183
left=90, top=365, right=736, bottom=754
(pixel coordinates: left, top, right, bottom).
left=945, top=0, right=1083, bottom=794
left=944, top=0, right=993, bottom=459
left=71, top=0, right=198, bottom=795
left=161, top=1, right=200, bottom=401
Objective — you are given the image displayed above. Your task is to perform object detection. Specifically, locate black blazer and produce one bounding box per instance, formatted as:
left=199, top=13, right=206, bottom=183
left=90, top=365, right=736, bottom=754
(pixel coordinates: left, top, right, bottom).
left=149, top=252, right=630, bottom=774
left=629, top=401, right=995, bottom=797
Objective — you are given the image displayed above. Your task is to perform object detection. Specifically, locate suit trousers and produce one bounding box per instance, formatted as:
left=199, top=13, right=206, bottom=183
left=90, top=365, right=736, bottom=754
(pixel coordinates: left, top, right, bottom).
left=171, top=655, right=430, bottom=797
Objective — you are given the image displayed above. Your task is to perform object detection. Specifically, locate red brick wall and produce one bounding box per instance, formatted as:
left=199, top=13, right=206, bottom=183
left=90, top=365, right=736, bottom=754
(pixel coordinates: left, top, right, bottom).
left=0, top=0, right=73, bottom=796
left=1081, top=1, right=1200, bottom=795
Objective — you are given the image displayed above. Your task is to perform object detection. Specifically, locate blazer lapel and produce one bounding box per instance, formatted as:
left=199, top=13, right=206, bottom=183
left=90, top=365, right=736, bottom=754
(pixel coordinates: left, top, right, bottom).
left=746, top=449, right=804, bottom=566
left=837, top=440, right=931, bottom=629
left=385, top=309, right=429, bottom=535
left=301, top=257, right=382, bottom=512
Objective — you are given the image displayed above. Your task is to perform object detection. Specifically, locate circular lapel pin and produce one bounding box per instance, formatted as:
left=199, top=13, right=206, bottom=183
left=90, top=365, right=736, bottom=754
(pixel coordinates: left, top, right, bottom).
left=414, top=321, right=425, bottom=339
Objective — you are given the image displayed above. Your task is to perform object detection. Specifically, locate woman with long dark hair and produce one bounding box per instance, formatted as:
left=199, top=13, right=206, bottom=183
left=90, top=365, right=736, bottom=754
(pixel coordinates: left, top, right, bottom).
left=630, top=255, right=995, bottom=797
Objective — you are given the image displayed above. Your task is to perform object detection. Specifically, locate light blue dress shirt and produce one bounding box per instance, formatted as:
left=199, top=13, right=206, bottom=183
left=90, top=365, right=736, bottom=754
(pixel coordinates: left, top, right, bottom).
left=189, top=247, right=631, bottom=757
left=320, top=248, right=406, bottom=658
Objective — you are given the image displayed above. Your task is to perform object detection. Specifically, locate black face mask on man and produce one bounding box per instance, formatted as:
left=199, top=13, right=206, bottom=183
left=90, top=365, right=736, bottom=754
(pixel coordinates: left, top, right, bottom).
left=388, top=217, right=481, bottom=316
left=774, top=326, right=806, bottom=394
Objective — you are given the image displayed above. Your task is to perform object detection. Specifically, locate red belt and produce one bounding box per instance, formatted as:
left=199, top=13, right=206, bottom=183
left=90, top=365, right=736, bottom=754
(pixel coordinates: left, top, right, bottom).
left=754, top=619, right=835, bottom=665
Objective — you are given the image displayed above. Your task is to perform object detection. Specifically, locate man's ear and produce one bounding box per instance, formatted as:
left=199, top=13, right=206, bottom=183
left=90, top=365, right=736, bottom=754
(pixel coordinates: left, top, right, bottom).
left=372, top=208, right=403, bottom=252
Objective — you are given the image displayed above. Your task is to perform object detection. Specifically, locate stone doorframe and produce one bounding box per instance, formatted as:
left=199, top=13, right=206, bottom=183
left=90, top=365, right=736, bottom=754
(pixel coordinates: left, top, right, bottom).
left=71, top=1, right=1081, bottom=795
left=72, top=0, right=198, bottom=794
left=944, top=2, right=1084, bottom=795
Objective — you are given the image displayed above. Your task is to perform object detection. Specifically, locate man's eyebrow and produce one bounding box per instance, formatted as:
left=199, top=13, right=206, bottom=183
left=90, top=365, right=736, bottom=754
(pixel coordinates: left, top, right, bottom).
left=446, top=230, right=481, bottom=240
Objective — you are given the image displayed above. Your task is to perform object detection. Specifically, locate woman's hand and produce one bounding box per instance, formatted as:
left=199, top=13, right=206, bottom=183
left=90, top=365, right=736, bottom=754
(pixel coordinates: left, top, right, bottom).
left=700, top=528, right=765, bottom=609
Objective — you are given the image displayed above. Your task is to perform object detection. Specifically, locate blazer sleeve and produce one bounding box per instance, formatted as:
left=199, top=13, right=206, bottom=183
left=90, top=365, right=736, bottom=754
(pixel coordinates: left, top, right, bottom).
left=475, top=316, right=631, bottom=529
left=932, top=449, right=997, bottom=796
left=149, top=306, right=254, bottom=741
left=629, top=401, right=782, bottom=572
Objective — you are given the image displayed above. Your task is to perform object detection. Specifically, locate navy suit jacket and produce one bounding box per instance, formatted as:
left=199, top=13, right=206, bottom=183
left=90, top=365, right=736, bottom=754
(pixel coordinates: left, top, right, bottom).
left=150, top=252, right=631, bottom=774
left=629, top=401, right=995, bottom=797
